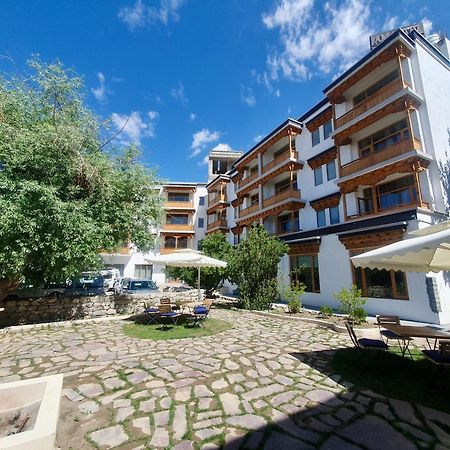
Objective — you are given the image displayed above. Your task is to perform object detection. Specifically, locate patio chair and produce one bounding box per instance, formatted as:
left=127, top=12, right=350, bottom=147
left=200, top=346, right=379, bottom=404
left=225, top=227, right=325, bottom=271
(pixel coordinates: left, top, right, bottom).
left=422, top=341, right=450, bottom=367
left=345, top=321, right=389, bottom=352
left=376, top=314, right=413, bottom=357
left=143, top=305, right=159, bottom=324
left=157, top=304, right=181, bottom=329
left=187, top=299, right=213, bottom=327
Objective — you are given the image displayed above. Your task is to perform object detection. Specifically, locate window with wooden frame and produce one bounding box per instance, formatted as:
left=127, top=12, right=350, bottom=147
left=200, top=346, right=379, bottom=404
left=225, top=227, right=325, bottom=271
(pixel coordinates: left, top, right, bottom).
left=273, top=142, right=294, bottom=159
left=290, top=254, right=320, bottom=293
left=353, top=69, right=399, bottom=106
left=351, top=249, right=408, bottom=300
left=168, top=192, right=190, bottom=202
left=358, top=119, right=409, bottom=159
left=165, top=236, right=176, bottom=248
left=250, top=165, right=258, bottom=175
left=166, top=213, right=189, bottom=225
left=250, top=193, right=259, bottom=206
left=177, top=236, right=188, bottom=248
left=275, top=175, right=297, bottom=195
left=277, top=211, right=299, bottom=234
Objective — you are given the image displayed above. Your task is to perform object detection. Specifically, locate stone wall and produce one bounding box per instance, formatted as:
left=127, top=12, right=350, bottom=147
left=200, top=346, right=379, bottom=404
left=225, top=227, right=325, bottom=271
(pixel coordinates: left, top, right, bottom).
left=0, top=290, right=203, bottom=327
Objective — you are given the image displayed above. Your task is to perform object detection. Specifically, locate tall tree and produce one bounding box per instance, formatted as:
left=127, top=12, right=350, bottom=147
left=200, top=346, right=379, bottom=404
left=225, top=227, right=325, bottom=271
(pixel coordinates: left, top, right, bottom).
left=0, top=58, right=162, bottom=300
left=227, top=225, right=288, bottom=310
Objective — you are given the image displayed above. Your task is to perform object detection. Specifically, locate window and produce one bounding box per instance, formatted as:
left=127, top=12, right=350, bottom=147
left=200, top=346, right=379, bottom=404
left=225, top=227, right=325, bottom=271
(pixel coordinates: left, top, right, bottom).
left=199, top=196, right=205, bottom=206
left=134, top=264, right=152, bottom=279
left=323, top=120, right=333, bottom=140
left=250, top=165, right=258, bottom=175
left=352, top=249, right=408, bottom=300
left=165, top=236, right=176, bottom=248
left=167, top=192, right=190, bottom=202
left=316, top=209, right=326, bottom=227
left=353, top=69, right=399, bottom=106
left=275, top=175, right=297, bottom=195
left=178, top=237, right=188, bottom=248
left=329, top=206, right=340, bottom=225
left=277, top=211, right=299, bottom=234
left=167, top=214, right=189, bottom=225
left=290, top=254, right=320, bottom=293
left=250, top=193, right=259, bottom=206
left=312, top=128, right=320, bottom=146
left=314, top=167, right=323, bottom=186
left=326, top=160, right=336, bottom=181
left=212, top=160, right=229, bottom=175
left=198, top=218, right=204, bottom=228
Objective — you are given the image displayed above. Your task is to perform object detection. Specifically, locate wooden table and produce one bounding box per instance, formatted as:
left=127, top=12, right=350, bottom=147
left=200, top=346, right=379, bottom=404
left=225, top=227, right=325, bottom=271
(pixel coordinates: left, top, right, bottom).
left=383, top=324, right=450, bottom=356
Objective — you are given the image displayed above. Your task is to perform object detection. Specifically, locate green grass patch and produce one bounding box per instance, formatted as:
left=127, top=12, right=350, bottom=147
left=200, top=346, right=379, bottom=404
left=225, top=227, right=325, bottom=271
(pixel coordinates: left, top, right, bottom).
left=331, top=347, right=450, bottom=413
left=123, top=318, right=232, bottom=340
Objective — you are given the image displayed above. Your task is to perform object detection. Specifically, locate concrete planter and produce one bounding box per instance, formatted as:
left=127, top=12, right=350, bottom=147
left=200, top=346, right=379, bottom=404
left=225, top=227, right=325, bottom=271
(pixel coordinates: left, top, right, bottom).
left=0, top=374, right=63, bottom=449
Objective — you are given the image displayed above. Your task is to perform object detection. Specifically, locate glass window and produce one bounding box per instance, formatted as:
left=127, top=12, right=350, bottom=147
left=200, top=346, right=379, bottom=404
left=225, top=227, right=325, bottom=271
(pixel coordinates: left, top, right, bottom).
left=198, top=217, right=204, bottom=228
left=134, top=264, right=152, bottom=279
left=167, top=192, right=190, bottom=202
left=316, top=209, right=326, bottom=227
left=277, top=211, right=299, bottom=234
left=329, top=206, right=340, bottom=225
left=167, top=214, right=189, bottom=225
left=353, top=69, right=399, bottom=106
left=178, top=237, right=188, bottom=248
left=323, top=120, right=333, bottom=140
left=165, top=237, right=176, bottom=248
left=312, top=129, right=320, bottom=146
left=199, top=196, right=205, bottom=206
left=290, top=254, right=320, bottom=293
left=314, top=167, right=323, bottom=186
left=326, top=160, right=336, bottom=181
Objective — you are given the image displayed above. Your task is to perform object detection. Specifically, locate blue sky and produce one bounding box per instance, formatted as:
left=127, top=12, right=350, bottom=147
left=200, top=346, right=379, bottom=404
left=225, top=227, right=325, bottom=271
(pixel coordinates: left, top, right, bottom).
left=0, top=0, right=447, bottom=182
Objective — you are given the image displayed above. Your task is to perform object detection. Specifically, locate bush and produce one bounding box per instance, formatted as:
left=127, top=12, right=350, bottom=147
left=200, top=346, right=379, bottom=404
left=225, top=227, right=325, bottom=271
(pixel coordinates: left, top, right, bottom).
left=334, top=285, right=367, bottom=324
left=319, top=306, right=333, bottom=318
left=280, top=279, right=305, bottom=313
left=288, top=298, right=301, bottom=314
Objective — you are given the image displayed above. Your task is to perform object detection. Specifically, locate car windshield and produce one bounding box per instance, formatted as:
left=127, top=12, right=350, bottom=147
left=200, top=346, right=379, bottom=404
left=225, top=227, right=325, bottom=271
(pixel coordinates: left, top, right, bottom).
left=91, top=276, right=104, bottom=287
left=130, top=281, right=155, bottom=290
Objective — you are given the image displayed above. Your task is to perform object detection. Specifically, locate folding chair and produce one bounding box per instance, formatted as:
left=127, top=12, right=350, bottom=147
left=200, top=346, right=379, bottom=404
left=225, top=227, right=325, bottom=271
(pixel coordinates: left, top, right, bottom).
left=158, top=304, right=181, bottom=330
left=376, top=314, right=413, bottom=358
left=187, top=299, right=213, bottom=327
left=143, top=305, right=159, bottom=325
left=422, top=341, right=450, bottom=368
left=345, top=321, right=389, bottom=352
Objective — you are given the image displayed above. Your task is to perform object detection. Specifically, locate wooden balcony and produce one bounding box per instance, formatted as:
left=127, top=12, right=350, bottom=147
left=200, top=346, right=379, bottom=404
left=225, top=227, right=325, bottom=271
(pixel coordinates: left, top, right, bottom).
left=160, top=247, right=191, bottom=254
left=262, top=187, right=301, bottom=209
left=263, top=151, right=298, bottom=174
left=239, top=203, right=259, bottom=218
left=161, top=223, right=194, bottom=232
left=206, top=219, right=229, bottom=231
left=207, top=193, right=228, bottom=208
left=238, top=171, right=259, bottom=189
left=164, top=201, right=194, bottom=209
left=335, top=78, right=406, bottom=129
left=340, top=137, right=422, bottom=178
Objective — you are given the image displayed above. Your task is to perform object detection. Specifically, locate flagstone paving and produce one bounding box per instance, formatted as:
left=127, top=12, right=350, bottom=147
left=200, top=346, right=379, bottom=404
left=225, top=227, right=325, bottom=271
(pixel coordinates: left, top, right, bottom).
left=1, top=309, right=450, bottom=449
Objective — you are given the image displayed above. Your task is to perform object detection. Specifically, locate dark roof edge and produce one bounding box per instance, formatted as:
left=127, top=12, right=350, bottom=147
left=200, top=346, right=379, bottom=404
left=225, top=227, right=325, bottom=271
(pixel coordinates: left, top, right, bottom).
left=297, top=98, right=329, bottom=122
left=412, top=30, right=450, bottom=70
left=306, top=145, right=337, bottom=164
left=310, top=191, right=341, bottom=205
left=206, top=174, right=230, bottom=189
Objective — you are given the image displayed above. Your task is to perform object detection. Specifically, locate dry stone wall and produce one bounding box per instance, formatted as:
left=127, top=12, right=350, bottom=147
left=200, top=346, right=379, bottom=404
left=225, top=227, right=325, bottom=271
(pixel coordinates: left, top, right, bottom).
left=0, top=290, right=203, bottom=327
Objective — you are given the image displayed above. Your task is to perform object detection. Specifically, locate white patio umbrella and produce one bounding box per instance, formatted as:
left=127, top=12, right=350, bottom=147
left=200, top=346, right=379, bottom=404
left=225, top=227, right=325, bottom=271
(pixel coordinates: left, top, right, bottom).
left=147, top=249, right=227, bottom=301
left=351, top=228, right=450, bottom=273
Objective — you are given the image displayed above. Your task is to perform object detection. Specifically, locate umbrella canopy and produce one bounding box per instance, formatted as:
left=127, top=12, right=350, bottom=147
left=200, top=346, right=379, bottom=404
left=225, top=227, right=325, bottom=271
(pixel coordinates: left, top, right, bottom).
left=147, top=249, right=227, bottom=300
left=351, top=228, right=450, bottom=273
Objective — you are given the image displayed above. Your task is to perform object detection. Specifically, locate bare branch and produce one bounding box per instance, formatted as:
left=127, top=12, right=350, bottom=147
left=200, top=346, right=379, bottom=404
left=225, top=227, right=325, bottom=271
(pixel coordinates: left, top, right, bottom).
left=99, top=116, right=130, bottom=150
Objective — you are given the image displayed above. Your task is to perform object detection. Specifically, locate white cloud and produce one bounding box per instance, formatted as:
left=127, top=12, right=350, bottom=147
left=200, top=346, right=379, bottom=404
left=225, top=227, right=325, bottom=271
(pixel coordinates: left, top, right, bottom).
left=253, top=134, right=263, bottom=143
left=422, top=18, right=433, bottom=35
left=110, top=111, right=158, bottom=144
left=171, top=81, right=188, bottom=104
left=261, top=0, right=374, bottom=82
left=211, top=143, right=234, bottom=152
left=383, top=16, right=399, bottom=31
left=190, top=129, right=221, bottom=156
left=199, top=155, right=209, bottom=165
left=189, top=112, right=197, bottom=121
left=91, top=72, right=107, bottom=102
left=240, top=85, right=256, bottom=107
left=118, top=0, right=186, bottom=30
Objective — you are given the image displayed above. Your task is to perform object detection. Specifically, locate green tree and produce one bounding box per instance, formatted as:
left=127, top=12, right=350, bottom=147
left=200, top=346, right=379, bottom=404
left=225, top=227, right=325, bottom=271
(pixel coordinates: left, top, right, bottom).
left=165, top=232, right=231, bottom=296
left=0, top=58, right=162, bottom=300
left=228, top=225, right=288, bottom=310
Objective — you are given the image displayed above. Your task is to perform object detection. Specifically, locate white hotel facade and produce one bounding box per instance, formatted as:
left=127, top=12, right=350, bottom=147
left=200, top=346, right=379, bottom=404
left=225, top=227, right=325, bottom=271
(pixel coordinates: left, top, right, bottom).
left=106, top=26, right=450, bottom=325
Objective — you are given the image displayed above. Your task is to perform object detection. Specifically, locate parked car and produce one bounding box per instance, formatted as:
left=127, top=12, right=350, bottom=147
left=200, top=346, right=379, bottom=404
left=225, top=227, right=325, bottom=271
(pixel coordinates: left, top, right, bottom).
left=5, top=282, right=67, bottom=300
left=65, top=272, right=106, bottom=297
left=122, top=278, right=158, bottom=297
left=100, top=268, right=122, bottom=294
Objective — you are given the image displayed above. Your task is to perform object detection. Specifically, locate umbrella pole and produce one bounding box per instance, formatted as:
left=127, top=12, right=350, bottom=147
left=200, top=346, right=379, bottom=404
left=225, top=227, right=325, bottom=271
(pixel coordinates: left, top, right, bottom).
left=197, top=266, right=201, bottom=303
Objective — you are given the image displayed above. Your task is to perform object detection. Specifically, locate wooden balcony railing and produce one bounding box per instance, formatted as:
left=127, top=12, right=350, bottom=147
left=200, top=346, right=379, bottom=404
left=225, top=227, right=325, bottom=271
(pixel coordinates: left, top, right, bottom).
left=164, top=201, right=194, bottom=209
left=207, top=193, right=227, bottom=208
left=340, top=137, right=422, bottom=178
left=160, top=246, right=190, bottom=254
left=262, top=187, right=301, bottom=209
left=161, top=223, right=194, bottom=231
left=239, top=203, right=259, bottom=218
left=207, top=219, right=228, bottom=231
left=238, top=171, right=259, bottom=189
left=263, top=151, right=298, bottom=174
left=335, top=78, right=406, bottom=129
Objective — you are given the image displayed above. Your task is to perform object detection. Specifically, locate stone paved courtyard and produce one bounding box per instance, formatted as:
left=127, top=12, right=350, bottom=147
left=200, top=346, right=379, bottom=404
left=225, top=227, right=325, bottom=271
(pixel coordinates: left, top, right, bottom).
left=1, top=309, right=450, bottom=449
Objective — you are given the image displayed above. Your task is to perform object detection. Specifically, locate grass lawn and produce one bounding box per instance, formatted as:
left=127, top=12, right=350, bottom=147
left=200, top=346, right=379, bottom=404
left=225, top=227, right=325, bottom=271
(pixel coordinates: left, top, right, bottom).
left=331, top=347, right=450, bottom=414
left=123, top=318, right=232, bottom=340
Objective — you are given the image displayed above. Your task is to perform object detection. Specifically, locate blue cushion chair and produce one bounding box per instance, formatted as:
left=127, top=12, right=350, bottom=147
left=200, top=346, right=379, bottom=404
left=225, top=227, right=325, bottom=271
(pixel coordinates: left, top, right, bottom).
left=422, top=341, right=450, bottom=367
left=345, top=322, right=389, bottom=351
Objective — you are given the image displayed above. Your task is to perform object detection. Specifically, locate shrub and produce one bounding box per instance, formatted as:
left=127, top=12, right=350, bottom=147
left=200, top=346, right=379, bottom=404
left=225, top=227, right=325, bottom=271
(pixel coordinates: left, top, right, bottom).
left=280, top=278, right=305, bottom=314
left=334, top=285, right=367, bottom=324
left=319, top=306, right=333, bottom=318
left=288, top=298, right=301, bottom=314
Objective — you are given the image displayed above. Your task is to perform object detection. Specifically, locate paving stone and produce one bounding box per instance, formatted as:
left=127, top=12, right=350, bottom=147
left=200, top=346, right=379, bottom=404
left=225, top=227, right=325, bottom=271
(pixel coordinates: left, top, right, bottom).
left=173, top=442, right=195, bottom=450
left=130, top=390, right=148, bottom=399
left=198, top=398, right=213, bottom=409
left=78, top=400, right=99, bottom=415
left=373, top=402, right=394, bottom=421
left=195, top=427, right=224, bottom=440
left=115, top=406, right=133, bottom=422
left=132, top=417, right=151, bottom=435
left=418, top=406, right=450, bottom=427
left=153, top=410, right=170, bottom=427
left=271, top=409, right=321, bottom=444
left=339, top=415, right=416, bottom=450
left=245, top=431, right=264, bottom=449
left=242, top=383, right=285, bottom=401
left=389, top=399, right=421, bottom=426
left=139, top=398, right=156, bottom=413
left=174, top=404, right=187, bottom=440
left=194, top=384, right=214, bottom=397
left=253, top=399, right=268, bottom=409
left=175, top=387, right=191, bottom=401
left=63, top=388, right=84, bottom=402
left=227, top=373, right=245, bottom=384
left=226, top=414, right=267, bottom=430
left=272, top=391, right=296, bottom=407
left=224, top=359, right=239, bottom=370
left=305, top=389, right=343, bottom=406
left=397, top=422, right=433, bottom=442
left=114, top=398, right=131, bottom=408
left=264, top=431, right=312, bottom=450
left=197, top=410, right=222, bottom=420
left=220, top=392, right=241, bottom=416
left=150, top=428, right=170, bottom=448
left=274, top=374, right=294, bottom=386
left=90, top=425, right=128, bottom=448
left=78, top=383, right=104, bottom=398
left=193, top=417, right=222, bottom=429
left=104, top=376, right=126, bottom=390
left=212, top=378, right=228, bottom=390
left=320, top=436, right=361, bottom=449
left=159, top=396, right=172, bottom=409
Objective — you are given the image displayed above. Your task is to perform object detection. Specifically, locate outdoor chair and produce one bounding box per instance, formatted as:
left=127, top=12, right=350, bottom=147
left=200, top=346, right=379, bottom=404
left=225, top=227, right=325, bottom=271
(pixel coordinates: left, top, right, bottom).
left=422, top=341, right=450, bottom=367
left=143, top=305, right=159, bottom=324
left=345, top=321, right=389, bottom=352
left=186, top=299, right=213, bottom=327
left=160, top=297, right=171, bottom=305
left=157, top=304, right=181, bottom=329
left=376, top=314, right=413, bottom=358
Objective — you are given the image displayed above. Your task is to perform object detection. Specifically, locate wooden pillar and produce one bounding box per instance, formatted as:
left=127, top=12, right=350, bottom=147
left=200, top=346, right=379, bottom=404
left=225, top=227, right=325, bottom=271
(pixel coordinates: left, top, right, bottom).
left=406, top=105, right=415, bottom=145
left=371, top=185, right=378, bottom=214
left=342, top=192, right=348, bottom=221
left=413, top=163, right=424, bottom=207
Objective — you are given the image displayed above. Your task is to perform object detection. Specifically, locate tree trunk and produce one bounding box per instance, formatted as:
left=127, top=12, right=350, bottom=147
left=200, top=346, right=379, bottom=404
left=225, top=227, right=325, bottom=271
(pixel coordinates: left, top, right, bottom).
left=0, top=279, right=19, bottom=303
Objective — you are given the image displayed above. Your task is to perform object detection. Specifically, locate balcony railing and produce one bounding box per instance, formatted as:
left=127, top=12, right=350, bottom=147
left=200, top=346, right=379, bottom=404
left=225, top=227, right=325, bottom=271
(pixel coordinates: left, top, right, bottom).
left=161, top=223, right=194, bottom=231
left=239, top=203, right=259, bottom=218
left=207, top=219, right=228, bottom=231
left=335, top=78, right=406, bottom=129
left=262, top=187, right=301, bottom=209
left=164, top=200, right=194, bottom=209
left=160, top=246, right=190, bottom=254
left=263, top=150, right=298, bottom=174
left=238, top=171, right=259, bottom=189
left=340, top=137, right=422, bottom=178
left=207, top=193, right=227, bottom=208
